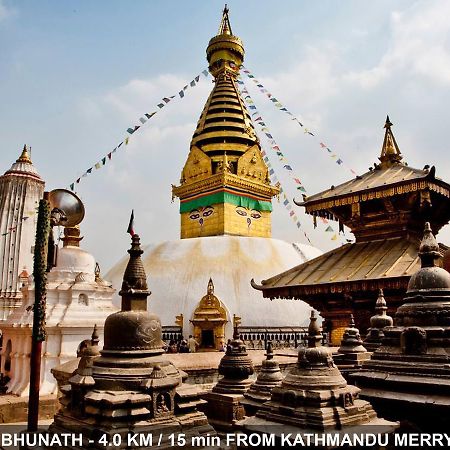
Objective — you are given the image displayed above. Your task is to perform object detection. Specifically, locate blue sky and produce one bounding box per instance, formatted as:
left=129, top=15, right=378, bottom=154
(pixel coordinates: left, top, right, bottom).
left=2, top=0, right=450, bottom=271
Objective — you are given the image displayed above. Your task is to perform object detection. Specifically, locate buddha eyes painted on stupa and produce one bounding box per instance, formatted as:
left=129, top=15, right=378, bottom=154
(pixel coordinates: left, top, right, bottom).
left=189, top=206, right=215, bottom=226
left=235, top=206, right=262, bottom=228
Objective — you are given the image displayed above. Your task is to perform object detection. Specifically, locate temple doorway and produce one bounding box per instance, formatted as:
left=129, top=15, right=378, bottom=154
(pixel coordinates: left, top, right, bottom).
left=191, top=278, right=228, bottom=350
left=201, top=330, right=215, bottom=348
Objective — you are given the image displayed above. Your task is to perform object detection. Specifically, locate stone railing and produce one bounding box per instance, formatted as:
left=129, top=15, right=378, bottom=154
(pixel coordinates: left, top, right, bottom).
left=238, top=327, right=328, bottom=350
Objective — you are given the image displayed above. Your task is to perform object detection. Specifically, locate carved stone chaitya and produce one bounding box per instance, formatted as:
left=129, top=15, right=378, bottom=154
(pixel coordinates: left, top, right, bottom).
left=49, top=234, right=213, bottom=448
left=334, top=314, right=371, bottom=375
left=238, top=311, right=397, bottom=440
left=242, top=341, right=283, bottom=416
left=363, top=289, right=393, bottom=351
left=351, top=223, right=450, bottom=431
left=202, top=326, right=254, bottom=431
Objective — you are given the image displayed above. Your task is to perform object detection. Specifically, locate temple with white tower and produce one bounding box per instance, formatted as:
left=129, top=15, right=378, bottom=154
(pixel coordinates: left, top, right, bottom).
left=0, top=146, right=44, bottom=320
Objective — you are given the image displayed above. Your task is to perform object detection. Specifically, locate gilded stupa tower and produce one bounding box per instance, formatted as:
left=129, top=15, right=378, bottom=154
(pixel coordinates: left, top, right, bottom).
left=172, top=6, right=279, bottom=239
left=0, top=146, right=44, bottom=320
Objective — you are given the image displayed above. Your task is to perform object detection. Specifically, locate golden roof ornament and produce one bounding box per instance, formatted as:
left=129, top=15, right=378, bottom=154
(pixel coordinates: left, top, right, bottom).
left=16, top=144, right=32, bottom=164
left=206, top=5, right=244, bottom=79
left=379, top=115, right=403, bottom=168
left=218, top=4, right=232, bottom=35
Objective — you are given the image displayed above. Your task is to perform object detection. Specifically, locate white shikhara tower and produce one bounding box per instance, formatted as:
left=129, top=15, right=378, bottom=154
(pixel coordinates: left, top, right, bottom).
left=0, top=146, right=44, bottom=320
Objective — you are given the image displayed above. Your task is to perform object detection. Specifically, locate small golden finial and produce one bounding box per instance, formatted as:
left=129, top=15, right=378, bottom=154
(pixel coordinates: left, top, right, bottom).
left=218, top=4, right=232, bottom=35
left=207, top=277, right=214, bottom=295
left=16, top=144, right=32, bottom=164
left=379, top=115, right=402, bottom=168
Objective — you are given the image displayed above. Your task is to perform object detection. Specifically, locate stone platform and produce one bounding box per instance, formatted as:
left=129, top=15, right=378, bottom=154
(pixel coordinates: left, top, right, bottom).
left=52, top=349, right=301, bottom=394
left=0, top=395, right=57, bottom=423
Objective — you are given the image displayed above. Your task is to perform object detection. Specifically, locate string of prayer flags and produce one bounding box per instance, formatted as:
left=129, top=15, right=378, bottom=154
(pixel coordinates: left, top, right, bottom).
left=239, top=77, right=343, bottom=243
left=69, top=69, right=210, bottom=191
left=238, top=79, right=309, bottom=197
left=241, top=65, right=358, bottom=177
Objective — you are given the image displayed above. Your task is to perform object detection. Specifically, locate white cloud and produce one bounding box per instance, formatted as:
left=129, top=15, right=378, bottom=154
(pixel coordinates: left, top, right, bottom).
left=347, top=0, right=450, bottom=88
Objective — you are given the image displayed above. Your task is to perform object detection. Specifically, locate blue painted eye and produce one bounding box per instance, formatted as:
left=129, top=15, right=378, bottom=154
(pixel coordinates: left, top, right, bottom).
left=236, top=208, right=247, bottom=216
left=250, top=211, right=261, bottom=219
left=203, top=209, right=213, bottom=217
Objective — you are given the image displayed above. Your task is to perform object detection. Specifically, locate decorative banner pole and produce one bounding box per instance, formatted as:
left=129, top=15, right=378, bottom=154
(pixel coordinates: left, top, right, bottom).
left=28, top=192, right=51, bottom=432
left=27, top=188, right=85, bottom=431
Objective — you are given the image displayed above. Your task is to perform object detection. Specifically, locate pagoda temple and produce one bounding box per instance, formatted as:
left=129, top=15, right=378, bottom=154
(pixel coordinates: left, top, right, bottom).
left=252, top=117, right=450, bottom=344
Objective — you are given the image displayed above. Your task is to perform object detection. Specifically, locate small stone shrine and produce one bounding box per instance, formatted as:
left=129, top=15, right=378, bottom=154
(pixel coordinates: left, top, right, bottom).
left=363, top=289, right=393, bottom=351
left=202, top=326, right=254, bottom=431
left=334, top=314, right=371, bottom=374
left=242, top=341, right=283, bottom=416
left=352, top=223, right=450, bottom=431
left=238, top=311, right=397, bottom=442
left=49, top=234, right=213, bottom=448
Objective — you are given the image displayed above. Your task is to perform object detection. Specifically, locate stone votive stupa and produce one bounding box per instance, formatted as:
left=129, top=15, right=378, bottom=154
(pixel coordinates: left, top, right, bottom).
left=334, top=314, right=371, bottom=374
left=363, top=289, right=393, bottom=351
left=352, top=222, right=450, bottom=431
left=202, top=325, right=254, bottom=431
left=238, top=311, right=397, bottom=443
left=242, top=341, right=283, bottom=416
left=49, top=234, right=213, bottom=447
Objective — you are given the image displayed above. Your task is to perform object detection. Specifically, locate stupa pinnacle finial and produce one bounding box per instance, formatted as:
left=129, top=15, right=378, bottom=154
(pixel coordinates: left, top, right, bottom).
left=119, top=233, right=151, bottom=311
left=379, top=115, right=403, bottom=168
left=218, top=4, right=232, bottom=35
left=206, top=5, right=244, bottom=78
left=266, top=341, right=274, bottom=360
left=17, top=144, right=32, bottom=164
left=418, top=222, right=441, bottom=268
left=369, top=289, right=393, bottom=329
left=307, top=310, right=322, bottom=348
left=91, top=324, right=99, bottom=346
left=349, top=313, right=356, bottom=328
left=207, top=277, right=214, bottom=295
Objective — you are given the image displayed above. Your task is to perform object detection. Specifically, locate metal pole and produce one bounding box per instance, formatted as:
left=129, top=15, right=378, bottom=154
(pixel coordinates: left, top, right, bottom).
left=28, top=193, right=50, bottom=432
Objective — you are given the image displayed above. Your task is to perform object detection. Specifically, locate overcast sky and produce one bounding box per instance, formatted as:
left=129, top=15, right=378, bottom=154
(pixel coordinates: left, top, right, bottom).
left=1, top=0, right=450, bottom=272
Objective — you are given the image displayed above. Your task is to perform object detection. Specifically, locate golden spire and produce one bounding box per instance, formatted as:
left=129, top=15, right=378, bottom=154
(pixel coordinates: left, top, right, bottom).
left=192, top=6, right=255, bottom=155
left=379, top=116, right=403, bottom=168
left=16, top=144, right=32, bottom=164
left=172, top=6, right=279, bottom=240
left=206, top=5, right=244, bottom=78
left=218, top=4, right=232, bottom=35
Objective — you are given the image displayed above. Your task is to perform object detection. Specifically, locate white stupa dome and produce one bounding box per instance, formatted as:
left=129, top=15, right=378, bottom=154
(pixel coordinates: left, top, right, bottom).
left=48, top=245, right=96, bottom=283
left=105, top=235, right=322, bottom=336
